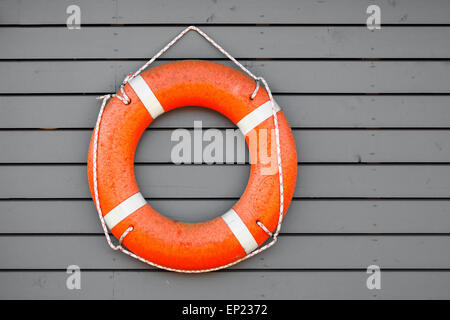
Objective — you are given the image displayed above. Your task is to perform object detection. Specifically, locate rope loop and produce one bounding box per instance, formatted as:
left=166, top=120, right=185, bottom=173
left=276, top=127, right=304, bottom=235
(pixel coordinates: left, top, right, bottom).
left=256, top=220, right=273, bottom=237
left=119, top=226, right=134, bottom=245
left=250, top=79, right=261, bottom=100
left=93, top=26, right=285, bottom=273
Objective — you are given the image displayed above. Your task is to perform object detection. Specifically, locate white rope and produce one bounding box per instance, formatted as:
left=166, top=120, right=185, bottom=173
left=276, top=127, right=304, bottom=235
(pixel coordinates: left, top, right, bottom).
left=93, top=26, right=285, bottom=273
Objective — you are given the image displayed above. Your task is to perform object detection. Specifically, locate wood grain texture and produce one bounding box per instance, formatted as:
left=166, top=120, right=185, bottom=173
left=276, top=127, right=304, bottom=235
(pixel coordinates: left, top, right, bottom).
left=2, top=95, right=450, bottom=129
left=1, top=271, right=449, bottom=299
left=1, top=0, right=449, bottom=24
left=1, top=200, right=450, bottom=234
left=1, top=165, right=450, bottom=198
left=2, top=27, right=450, bottom=59
left=2, top=61, right=450, bottom=93
left=1, top=130, right=450, bottom=163
left=1, top=235, right=450, bottom=269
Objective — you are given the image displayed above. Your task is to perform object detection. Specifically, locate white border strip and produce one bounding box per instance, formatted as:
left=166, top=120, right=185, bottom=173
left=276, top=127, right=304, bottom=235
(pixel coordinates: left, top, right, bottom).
left=237, top=100, right=281, bottom=136
left=104, top=192, right=147, bottom=230
left=221, top=209, right=258, bottom=254
left=129, top=75, right=165, bottom=119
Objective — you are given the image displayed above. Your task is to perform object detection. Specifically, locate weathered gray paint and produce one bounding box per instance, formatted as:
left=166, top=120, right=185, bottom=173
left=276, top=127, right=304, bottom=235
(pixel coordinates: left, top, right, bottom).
left=1, top=0, right=449, bottom=24
left=2, top=165, right=450, bottom=198
left=2, top=95, right=450, bottom=129
left=2, top=200, right=450, bottom=233
left=2, top=235, right=450, bottom=269
left=3, top=27, right=450, bottom=59
left=2, top=130, right=450, bottom=163
left=3, top=61, right=450, bottom=93
left=1, top=0, right=449, bottom=300
left=2, top=271, right=450, bottom=300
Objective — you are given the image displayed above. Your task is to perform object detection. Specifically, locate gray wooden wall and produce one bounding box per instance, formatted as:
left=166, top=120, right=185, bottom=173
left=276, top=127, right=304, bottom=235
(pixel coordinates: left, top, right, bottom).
left=1, top=0, right=450, bottom=299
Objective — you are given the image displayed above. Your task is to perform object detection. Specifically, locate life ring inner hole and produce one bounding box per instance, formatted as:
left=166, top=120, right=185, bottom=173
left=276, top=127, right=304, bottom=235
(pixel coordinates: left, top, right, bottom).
left=135, top=105, right=251, bottom=224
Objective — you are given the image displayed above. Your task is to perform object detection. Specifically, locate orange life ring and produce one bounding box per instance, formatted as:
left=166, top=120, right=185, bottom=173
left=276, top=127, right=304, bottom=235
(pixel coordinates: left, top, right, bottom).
left=87, top=60, right=297, bottom=271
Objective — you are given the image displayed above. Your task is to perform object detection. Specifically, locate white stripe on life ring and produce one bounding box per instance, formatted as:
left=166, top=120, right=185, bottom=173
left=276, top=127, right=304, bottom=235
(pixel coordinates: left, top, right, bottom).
left=103, top=192, right=147, bottom=230
left=237, top=100, right=281, bottom=136
left=128, top=75, right=165, bottom=119
left=221, top=209, right=258, bottom=254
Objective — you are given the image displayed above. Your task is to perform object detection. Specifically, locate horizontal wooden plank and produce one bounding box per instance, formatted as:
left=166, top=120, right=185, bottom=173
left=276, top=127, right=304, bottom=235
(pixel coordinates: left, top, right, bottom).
left=2, top=95, right=450, bottom=129
left=3, top=26, right=450, bottom=59
left=2, top=61, right=450, bottom=93
left=2, top=130, right=450, bottom=163
left=1, top=0, right=449, bottom=24
left=1, top=165, right=450, bottom=198
left=1, top=200, right=450, bottom=234
left=1, top=235, right=449, bottom=269
left=1, top=270, right=449, bottom=299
